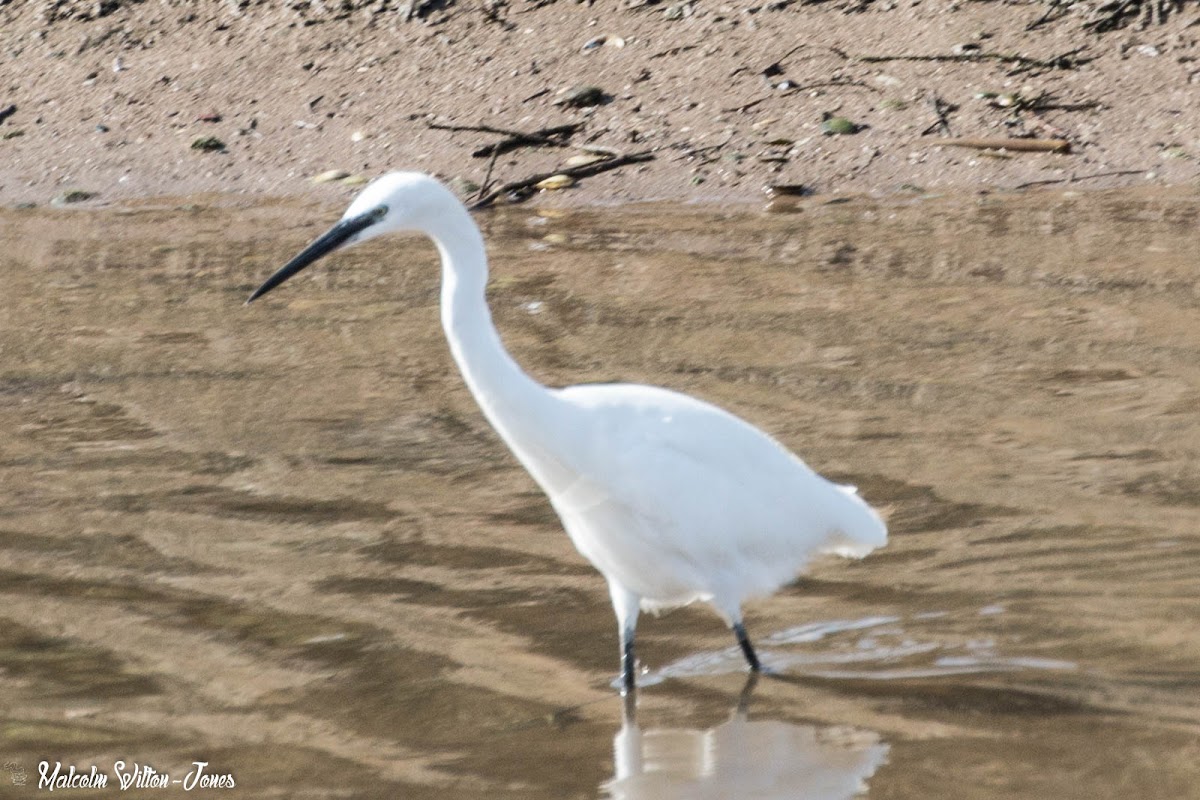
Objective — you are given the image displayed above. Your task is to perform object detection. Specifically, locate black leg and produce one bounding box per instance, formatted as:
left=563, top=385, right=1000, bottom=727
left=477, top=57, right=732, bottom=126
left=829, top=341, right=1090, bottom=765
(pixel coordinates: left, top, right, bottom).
left=733, top=621, right=762, bottom=672
left=621, top=629, right=637, bottom=694
left=621, top=684, right=638, bottom=723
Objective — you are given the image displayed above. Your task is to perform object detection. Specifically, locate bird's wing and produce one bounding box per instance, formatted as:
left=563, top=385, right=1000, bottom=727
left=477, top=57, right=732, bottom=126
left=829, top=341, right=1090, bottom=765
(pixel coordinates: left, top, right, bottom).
left=555, top=384, right=877, bottom=580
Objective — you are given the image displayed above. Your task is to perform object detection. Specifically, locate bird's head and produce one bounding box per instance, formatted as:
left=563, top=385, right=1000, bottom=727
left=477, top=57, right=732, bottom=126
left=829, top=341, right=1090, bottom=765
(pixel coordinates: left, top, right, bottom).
left=246, top=171, right=456, bottom=303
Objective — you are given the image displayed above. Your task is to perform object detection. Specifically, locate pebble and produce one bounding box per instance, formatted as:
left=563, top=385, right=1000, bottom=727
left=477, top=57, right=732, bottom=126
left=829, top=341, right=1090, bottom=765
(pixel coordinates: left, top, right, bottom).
left=554, top=86, right=607, bottom=108
left=52, top=190, right=97, bottom=206
left=821, top=116, right=860, bottom=135
left=535, top=174, right=576, bottom=190
left=449, top=176, right=481, bottom=196
left=190, top=136, right=226, bottom=152
left=765, top=183, right=811, bottom=197
left=565, top=153, right=611, bottom=167
left=311, top=170, right=351, bottom=184
left=582, top=35, right=626, bottom=52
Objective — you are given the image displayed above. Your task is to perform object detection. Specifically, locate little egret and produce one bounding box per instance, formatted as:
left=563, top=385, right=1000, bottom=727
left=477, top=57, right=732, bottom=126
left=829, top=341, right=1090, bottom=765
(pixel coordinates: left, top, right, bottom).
left=247, top=172, right=887, bottom=692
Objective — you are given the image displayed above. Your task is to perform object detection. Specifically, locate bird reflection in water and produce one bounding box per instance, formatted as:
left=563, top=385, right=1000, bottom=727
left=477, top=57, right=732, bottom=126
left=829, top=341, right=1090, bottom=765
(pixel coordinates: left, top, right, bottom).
left=604, top=677, right=889, bottom=799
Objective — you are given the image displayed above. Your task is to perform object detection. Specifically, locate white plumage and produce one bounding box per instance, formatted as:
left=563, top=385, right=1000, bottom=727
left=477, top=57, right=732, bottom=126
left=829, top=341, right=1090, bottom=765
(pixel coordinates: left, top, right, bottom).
left=548, top=383, right=885, bottom=612
left=248, top=172, right=887, bottom=692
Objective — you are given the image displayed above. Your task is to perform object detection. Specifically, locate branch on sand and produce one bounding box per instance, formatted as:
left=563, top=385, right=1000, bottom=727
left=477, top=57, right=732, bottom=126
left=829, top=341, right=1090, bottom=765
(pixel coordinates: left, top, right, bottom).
left=427, top=121, right=584, bottom=157
left=1011, top=168, right=1148, bottom=191
left=468, top=151, right=656, bottom=211
left=932, top=137, right=1072, bottom=154
left=857, top=47, right=1091, bottom=75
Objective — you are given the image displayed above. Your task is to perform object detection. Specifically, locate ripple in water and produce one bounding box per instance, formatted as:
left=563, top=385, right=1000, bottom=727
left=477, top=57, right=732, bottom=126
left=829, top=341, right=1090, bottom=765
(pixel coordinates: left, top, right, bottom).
left=642, top=612, right=1077, bottom=684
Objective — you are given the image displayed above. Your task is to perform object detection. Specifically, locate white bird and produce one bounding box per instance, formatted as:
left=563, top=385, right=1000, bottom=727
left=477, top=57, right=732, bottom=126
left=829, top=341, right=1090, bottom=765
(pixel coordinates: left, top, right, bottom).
left=247, top=172, right=887, bottom=692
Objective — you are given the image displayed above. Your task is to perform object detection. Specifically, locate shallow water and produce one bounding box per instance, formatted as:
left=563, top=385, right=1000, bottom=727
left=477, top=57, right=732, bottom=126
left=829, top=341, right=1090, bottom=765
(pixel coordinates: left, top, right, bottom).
left=1, top=188, right=1198, bottom=798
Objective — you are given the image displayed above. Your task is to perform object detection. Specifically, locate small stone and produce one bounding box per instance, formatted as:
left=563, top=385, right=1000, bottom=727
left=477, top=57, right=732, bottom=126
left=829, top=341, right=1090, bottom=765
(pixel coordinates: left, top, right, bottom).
left=448, top=176, right=481, bottom=197
left=190, top=136, right=225, bottom=152
left=821, top=116, right=860, bottom=135
left=582, top=35, right=625, bottom=52
left=553, top=86, right=608, bottom=108
left=52, top=190, right=97, bottom=205
left=311, top=169, right=351, bottom=184
left=340, top=174, right=369, bottom=186
left=565, top=153, right=611, bottom=167
left=535, top=174, right=576, bottom=190
left=664, top=2, right=692, bottom=19
left=350, top=130, right=366, bottom=142
left=765, top=183, right=811, bottom=197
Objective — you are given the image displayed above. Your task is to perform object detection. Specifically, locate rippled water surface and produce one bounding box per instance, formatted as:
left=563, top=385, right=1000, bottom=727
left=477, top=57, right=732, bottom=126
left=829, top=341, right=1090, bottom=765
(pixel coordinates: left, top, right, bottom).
left=2, top=188, right=1198, bottom=798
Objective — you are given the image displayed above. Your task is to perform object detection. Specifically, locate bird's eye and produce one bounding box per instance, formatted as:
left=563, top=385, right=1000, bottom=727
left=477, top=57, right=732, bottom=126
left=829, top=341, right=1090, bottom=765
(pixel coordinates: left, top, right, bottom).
left=373, top=205, right=388, bottom=221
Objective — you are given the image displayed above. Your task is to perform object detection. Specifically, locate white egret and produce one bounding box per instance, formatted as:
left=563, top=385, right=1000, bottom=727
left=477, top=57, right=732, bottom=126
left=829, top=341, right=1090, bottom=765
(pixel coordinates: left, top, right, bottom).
left=247, top=172, right=887, bottom=692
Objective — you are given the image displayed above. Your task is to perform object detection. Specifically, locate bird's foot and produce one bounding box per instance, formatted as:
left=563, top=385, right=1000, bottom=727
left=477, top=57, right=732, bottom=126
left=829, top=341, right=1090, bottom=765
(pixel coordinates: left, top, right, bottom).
left=751, top=661, right=780, bottom=677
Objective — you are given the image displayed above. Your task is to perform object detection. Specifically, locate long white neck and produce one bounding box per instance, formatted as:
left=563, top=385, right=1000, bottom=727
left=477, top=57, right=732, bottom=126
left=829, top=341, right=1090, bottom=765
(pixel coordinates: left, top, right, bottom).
left=424, top=204, right=575, bottom=487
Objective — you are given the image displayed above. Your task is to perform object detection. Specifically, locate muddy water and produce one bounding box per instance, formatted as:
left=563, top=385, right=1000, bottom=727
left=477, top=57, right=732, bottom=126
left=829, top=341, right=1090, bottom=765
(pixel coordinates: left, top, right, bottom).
left=1, top=188, right=1198, bottom=798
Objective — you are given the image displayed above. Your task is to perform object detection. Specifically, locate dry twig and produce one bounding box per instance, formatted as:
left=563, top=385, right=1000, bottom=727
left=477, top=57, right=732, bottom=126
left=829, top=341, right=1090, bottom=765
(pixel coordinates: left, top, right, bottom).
left=921, top=94, right=956, bottom=136
left=933, top=137, right=1072, bottom=153
left=468, top=151, right=655, bottom=211
left=1011, top=168, right=1147, bottom=190
left=477, top=146, right=502, bottom=202
left=857, top=47, right=1091, bottom=75
left=427, top=121, right=583, bottom=157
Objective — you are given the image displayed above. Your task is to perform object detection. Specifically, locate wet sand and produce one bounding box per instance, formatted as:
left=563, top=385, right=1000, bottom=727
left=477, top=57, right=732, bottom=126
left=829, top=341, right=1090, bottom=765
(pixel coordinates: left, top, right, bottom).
left=1, top=188, right=1198, bottom=797
left=4, top=3, right=1200, bottom=207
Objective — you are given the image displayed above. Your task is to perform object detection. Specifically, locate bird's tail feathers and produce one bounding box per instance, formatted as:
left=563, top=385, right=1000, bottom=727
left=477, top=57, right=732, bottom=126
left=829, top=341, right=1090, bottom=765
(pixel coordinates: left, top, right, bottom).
left=820, top=483, right=888, bottom=559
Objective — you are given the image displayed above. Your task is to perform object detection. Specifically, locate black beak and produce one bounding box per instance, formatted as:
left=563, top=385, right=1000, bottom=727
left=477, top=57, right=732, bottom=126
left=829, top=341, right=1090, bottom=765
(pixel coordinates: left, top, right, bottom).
left=246, top=208, right=383, bottom=304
